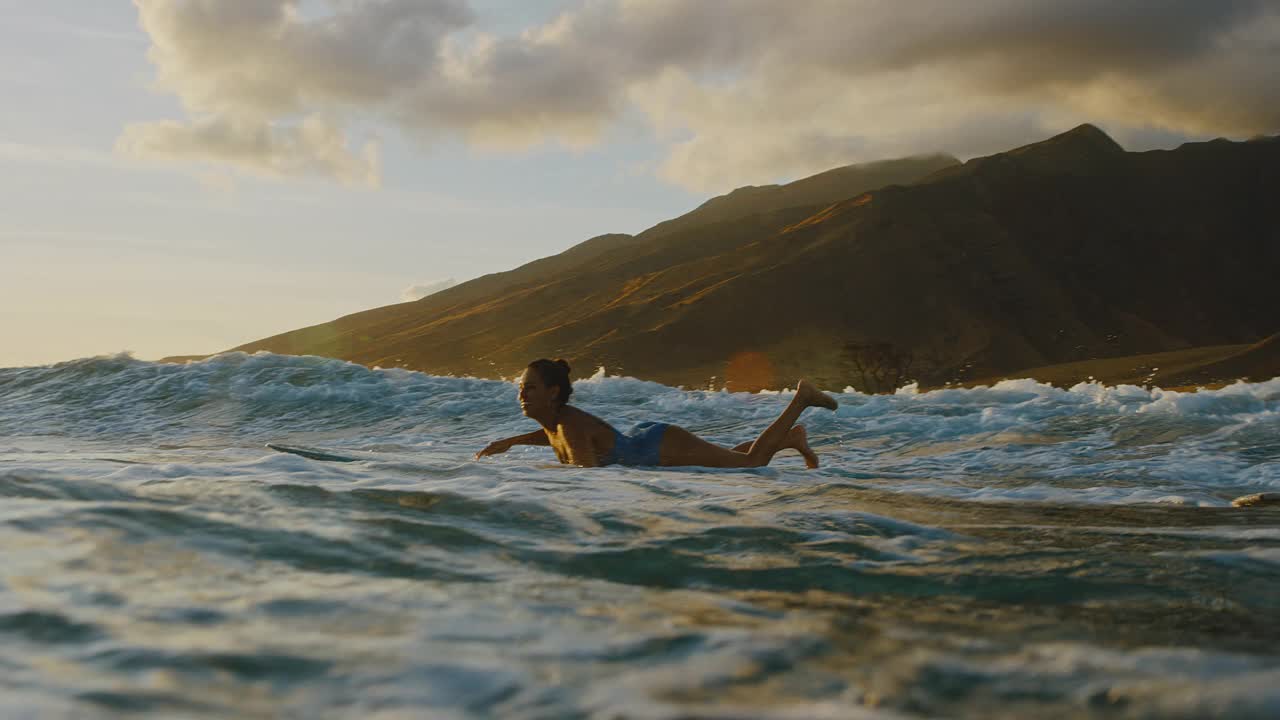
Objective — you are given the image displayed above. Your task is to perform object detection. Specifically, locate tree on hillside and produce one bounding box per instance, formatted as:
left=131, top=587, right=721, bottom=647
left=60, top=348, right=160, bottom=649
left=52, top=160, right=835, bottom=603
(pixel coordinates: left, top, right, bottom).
left=842, top=341, right=914, bottom=394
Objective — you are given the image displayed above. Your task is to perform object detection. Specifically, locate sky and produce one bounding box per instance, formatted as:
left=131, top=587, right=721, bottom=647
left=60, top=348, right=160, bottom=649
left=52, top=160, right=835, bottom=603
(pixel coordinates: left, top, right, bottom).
left=2, top=1, right=1277, bottom=368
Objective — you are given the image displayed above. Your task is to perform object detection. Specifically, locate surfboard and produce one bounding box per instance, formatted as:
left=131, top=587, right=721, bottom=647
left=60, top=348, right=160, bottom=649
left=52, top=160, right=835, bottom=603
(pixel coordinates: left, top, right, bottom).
left=266, top=443, right=367, bottom=463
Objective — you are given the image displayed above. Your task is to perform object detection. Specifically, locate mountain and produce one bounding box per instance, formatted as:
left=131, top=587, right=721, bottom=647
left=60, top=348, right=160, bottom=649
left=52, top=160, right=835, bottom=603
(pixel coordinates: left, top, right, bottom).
left=215, top=153, right=958, bottom=379
left=1160, top=332, right=1280, bottom=387
left=196, top=126, right=1280, bottom=391
left=641, top=154, right=960, bottom=239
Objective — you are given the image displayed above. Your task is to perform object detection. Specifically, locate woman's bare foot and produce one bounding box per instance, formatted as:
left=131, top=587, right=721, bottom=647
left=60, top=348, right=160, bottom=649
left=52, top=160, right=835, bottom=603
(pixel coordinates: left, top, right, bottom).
left=787, top=425, right=820, bottom=469
left=796, top=379, right=839, bottom=411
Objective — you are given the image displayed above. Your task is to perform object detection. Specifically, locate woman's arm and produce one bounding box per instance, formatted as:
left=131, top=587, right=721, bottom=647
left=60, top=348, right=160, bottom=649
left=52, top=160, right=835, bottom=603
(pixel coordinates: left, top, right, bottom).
left=475, top=429, right=549, bottom=459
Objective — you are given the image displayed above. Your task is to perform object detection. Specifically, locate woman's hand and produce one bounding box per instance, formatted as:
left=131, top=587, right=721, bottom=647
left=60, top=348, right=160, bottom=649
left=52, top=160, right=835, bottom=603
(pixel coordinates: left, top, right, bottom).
left=475, top=439, right=513, bottom=460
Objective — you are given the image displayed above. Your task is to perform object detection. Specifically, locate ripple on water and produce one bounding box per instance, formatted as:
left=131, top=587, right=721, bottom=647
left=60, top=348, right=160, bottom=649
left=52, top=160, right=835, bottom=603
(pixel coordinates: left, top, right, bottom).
left=0, top=362, right=1278, bottom=716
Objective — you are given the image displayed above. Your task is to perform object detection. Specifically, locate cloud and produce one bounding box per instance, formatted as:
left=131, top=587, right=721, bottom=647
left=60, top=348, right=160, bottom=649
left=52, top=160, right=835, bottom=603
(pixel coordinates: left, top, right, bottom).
left=123, top=0, right=1280, bottom=191
left=630, top=0, right=1280, bottom=189
left=401, top=278, right=457, bottom=302
left=118, top=114, right=380, bottom=186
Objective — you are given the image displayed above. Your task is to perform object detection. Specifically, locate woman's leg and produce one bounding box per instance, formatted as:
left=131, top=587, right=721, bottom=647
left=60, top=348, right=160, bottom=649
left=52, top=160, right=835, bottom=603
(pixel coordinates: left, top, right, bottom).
left=741, top=381, right=837, bottom=465
left=732, top=425, right=819, bottom=469
left=660, top=380, right=837, bottom=468
left=659, top=426, right=755, bottom=468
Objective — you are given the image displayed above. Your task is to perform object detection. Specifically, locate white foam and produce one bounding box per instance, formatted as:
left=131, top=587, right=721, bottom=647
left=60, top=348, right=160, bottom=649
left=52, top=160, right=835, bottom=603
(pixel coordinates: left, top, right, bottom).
left=2, top=354, right=1279, bottom=506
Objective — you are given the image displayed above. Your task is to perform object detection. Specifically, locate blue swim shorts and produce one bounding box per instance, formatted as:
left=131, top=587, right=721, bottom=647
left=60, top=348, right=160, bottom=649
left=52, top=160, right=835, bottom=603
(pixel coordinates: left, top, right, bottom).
left=602, top=421, right=669, bottom=466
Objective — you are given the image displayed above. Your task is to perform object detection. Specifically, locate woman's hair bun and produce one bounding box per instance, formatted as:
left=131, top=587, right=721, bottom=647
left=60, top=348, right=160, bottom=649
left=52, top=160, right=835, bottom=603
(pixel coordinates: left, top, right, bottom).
left=554, top=358, right=571, bottom=374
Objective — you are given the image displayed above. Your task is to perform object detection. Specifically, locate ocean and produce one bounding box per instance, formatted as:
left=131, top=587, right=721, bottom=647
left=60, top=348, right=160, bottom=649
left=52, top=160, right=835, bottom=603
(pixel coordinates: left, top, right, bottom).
left=2, top=352, right=1278, bottom=719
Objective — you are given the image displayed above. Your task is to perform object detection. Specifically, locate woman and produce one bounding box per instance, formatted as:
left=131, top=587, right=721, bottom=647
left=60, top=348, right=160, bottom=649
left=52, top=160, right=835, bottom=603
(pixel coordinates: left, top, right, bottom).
left=475, top=359, right=837, bottom=468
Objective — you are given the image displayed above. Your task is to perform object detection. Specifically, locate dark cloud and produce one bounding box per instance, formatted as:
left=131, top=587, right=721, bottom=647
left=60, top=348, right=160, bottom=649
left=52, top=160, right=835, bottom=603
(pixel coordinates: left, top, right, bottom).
left=872, top=1, right=1271, bottom=76
left=120, top=0, right=1280, bottom=190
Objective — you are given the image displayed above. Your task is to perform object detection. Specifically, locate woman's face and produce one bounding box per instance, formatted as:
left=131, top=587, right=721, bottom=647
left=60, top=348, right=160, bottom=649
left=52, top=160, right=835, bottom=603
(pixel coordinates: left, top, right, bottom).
left=518, top=368, right=559, bottom=417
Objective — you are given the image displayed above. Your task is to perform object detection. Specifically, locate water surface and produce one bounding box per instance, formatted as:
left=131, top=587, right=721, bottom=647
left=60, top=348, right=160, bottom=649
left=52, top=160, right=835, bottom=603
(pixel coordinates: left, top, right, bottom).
left=2, top=353, right=1278, bottom=718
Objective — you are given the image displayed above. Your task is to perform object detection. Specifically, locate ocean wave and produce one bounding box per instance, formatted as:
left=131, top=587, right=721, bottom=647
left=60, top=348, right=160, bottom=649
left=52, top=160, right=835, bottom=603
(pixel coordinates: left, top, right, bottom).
left=3, top=378, right=1279, bottom=719
left=1, top=353, right=1278, bottom=507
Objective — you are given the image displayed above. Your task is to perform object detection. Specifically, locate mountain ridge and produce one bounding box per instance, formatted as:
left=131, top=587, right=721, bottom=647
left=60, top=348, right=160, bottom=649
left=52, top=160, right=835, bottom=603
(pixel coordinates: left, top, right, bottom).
left=172, top=125, right=1280, bottom=391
